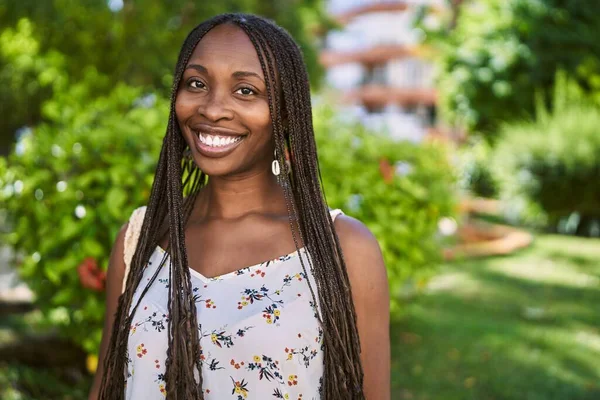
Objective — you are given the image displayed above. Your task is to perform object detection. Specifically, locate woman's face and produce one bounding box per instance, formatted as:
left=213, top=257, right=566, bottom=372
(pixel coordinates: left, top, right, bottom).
left=175, top=23, right=273, bottom=177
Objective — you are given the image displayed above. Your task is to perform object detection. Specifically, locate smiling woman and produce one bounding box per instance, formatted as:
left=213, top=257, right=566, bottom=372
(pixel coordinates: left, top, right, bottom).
left=89, top=13, right=389, bottom=400
left=176, top=25, right=272, bottom=174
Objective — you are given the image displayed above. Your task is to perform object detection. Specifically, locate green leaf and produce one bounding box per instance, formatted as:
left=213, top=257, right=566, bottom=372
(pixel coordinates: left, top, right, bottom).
left=81, top=237, right=105, bottom=259
left=43, top=262, right=61, bottom=285
left=106, top=188, right=127, bottom=219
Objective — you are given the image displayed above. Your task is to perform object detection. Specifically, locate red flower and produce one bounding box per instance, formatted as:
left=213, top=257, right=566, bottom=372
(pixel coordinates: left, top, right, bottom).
left=379, top=158, right=394, bottom=184
left=77, top=257, right=106, bottom=292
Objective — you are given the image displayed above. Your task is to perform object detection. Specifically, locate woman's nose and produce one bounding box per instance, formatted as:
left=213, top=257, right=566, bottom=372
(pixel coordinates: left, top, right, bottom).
left=197, top=89, right=234, bottom=122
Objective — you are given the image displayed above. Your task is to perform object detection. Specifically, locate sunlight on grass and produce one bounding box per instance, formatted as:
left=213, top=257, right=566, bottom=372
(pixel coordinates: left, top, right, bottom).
left=425, top=271, right=478, bottom=293
left=506, top=326, right=599, bottom=388
left=489, top=259, right=600, bottom=288
left=575, top=330, right=600, bottom=353
left=391, top=234, right=600, bottom=400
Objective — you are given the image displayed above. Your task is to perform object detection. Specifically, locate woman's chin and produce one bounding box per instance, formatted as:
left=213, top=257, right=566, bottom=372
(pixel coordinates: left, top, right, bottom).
left=191, top=158, right=243, bottom=178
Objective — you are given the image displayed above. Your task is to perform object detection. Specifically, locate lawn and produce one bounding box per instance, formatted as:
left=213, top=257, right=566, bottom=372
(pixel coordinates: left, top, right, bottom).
left=391, top=234, right=600, bottom=400
left=1, top=234, right=599, bottom=399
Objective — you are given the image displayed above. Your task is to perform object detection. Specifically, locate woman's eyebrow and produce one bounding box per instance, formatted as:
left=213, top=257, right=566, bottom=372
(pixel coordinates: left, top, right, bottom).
left=185, top=63, right=208, bottom=73
left=232, top=71, right=265, bottom=84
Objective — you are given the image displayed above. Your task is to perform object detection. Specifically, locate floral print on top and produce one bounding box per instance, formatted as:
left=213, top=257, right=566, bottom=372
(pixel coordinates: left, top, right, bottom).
left=124, top=209, right=344, bottom=400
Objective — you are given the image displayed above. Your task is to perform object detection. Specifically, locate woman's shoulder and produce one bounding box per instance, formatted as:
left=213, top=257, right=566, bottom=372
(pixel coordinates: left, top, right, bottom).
left=331, top=212, right=387, bottom=288
left=331, top=213, right=380, bottom=256
left=332, top=212, right=389, bottom=331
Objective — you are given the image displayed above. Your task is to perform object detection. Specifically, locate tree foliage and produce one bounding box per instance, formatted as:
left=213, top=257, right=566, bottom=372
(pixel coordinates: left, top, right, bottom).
left=0, top=0, right=331, bottom=151
left=429, top=0, right=600, bottom=135
left=491, top=73, right=600, bottom=235
left=0, top=19, right=66, bottom=154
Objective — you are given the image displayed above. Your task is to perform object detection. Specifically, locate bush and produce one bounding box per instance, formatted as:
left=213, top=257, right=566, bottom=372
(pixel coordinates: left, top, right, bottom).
left=313, top=98, right=458, bottom=312
left=1, top=87, right=457, bottom=356
left=0, top=75, right=168, bottom=354
left=456, top=137, right=498, bottom=198
left=492, top=74, right=600, bottom=235
left=428, top=0, right=600, bottom=135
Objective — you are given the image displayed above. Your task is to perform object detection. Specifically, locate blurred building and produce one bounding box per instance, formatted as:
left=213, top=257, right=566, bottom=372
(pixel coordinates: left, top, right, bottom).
left=322, top=0, right=449, bottom=142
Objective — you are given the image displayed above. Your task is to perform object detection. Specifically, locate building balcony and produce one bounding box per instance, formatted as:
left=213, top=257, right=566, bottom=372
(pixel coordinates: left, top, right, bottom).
left=342, top=84, right=437, bottom=107
left=320, top=44, right=433, bottom=68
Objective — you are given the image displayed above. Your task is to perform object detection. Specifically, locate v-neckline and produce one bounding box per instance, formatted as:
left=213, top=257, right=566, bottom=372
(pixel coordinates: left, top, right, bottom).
left=152, top=245, right=307, bottom=283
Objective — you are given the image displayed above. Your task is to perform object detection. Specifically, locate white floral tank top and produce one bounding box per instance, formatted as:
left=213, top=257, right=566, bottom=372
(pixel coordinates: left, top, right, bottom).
left=124, top=208, right=344, bottom=400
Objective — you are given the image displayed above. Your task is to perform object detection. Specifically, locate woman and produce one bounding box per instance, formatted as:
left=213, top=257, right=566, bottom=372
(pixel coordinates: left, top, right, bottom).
left=90, top=13, right=389, bottom=400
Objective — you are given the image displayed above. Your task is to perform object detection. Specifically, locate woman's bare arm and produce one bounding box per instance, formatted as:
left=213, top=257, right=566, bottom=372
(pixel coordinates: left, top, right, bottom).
left=88, top=223, right=128, bottom=400
left=334, top=215, right=391, bottom=399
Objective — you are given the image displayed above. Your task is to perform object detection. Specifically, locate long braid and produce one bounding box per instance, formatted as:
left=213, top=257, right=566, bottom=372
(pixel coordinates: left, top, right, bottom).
left=145, top=16, right=233, bottom=398
left=236, top=22, right=354, bottom=394
left=98, top=15, right=228, bottom=400
left=238, top=16, right=364, bottom=398
left=99, top=13, right=364, bottom=400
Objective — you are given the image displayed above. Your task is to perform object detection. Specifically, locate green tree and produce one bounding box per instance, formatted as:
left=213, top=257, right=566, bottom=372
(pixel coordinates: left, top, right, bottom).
left=0, top=19, right=66, bottom=154
left=0, top=0, right=331, bottom=151
left=428, top=0, right=600, bottom=136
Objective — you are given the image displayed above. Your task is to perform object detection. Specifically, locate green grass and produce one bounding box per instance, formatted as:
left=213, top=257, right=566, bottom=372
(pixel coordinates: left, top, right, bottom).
left=391, top=234, right=600, bottom=400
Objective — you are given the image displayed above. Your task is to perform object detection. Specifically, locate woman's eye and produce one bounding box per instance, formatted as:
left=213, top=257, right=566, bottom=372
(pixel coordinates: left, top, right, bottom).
left=236, top=87, right=256, bottom=96
left=189, top=80, right=205, bottom=89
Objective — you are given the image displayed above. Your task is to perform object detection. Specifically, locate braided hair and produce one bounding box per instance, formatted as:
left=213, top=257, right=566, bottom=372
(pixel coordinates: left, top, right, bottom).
left=99, top=13, right=364, bottom=399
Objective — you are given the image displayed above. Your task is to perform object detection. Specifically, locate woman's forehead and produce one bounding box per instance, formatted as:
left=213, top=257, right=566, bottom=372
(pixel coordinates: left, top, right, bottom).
left=186, top=23, right=263, bottom=77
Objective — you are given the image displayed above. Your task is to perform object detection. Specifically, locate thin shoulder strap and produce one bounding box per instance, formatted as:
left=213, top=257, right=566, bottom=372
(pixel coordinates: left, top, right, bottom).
left=122, top=206, right=147, bottom=293
left=329, top=208, right=344, bottom=221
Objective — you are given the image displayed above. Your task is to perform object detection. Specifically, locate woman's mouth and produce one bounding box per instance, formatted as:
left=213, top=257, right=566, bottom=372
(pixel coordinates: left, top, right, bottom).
left=193, top=131, right=245, bottom=157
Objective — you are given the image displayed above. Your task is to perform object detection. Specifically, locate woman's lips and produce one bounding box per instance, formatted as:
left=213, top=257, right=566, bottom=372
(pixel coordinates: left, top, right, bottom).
left=193, top=131, right=246, bottom=158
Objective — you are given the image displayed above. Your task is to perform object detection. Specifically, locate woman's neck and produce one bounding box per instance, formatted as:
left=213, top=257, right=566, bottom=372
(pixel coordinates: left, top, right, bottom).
left=193, top=168, right=286, bottom=220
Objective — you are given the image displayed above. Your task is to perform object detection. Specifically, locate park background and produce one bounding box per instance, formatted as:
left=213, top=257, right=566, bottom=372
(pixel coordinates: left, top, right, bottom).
left=1, top=0, right=599, bottom=399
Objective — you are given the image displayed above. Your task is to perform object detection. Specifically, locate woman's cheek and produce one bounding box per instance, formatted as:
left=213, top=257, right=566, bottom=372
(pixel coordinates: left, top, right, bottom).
left=242, top=101, right=272, bottom=131
left=175, top=93, right=197, bottom=116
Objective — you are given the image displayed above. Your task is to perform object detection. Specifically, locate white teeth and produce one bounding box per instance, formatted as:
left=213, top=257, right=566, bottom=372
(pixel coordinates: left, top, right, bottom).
left=198, top=133, right=241, bottom=148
